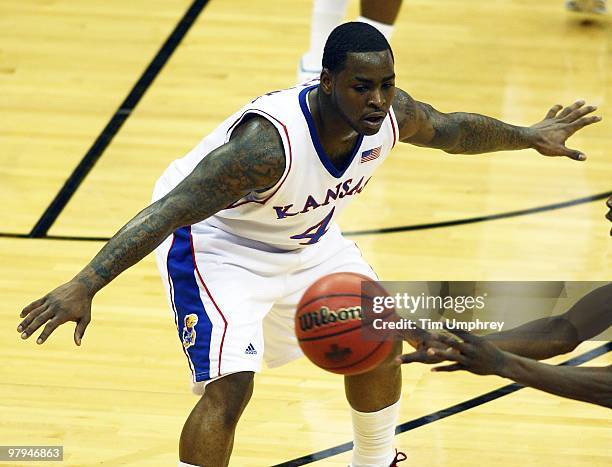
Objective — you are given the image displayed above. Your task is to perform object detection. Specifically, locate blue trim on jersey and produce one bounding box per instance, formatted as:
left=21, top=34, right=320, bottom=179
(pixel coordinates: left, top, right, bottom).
left=299, top=85, right=364, bottom=179
left=167, top=226, right=213, bottom=381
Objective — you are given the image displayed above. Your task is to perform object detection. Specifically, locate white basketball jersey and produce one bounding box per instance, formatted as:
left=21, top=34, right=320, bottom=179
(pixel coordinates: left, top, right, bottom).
left=155, top=82, right=399, bottom=250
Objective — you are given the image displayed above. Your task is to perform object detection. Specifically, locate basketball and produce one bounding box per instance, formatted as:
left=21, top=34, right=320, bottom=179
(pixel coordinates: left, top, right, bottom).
left=295, top=272, right=395, bottom=375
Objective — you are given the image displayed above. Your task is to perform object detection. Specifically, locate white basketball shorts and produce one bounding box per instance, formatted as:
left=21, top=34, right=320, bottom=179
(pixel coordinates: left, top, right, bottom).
left=154, top=220, right=376, bottom=392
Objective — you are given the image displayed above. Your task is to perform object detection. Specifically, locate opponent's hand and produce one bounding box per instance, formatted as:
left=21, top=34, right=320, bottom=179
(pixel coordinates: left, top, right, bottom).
left=428, top=330, right=508, bottom=375
left=529, top=100, right=601, bottom=161
left=395, top=328, right=451, bottom=365
left=606, top=195, right=612, bottom=236
left=18, top=280, right=92, bottom=346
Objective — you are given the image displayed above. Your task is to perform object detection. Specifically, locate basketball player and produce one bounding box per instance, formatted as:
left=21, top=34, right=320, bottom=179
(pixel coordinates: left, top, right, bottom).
left=399, top=282, right=612, bottom=407
left=17, top=22, right=601, bottom=467
left=299, top=0, right=403, bottom=82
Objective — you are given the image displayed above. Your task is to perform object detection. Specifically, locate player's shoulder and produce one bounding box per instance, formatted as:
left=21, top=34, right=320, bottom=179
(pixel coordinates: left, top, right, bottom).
left=391, top=87, right=420, bottom=136
left=230, top=114, right=284, bottom=154
left=226, top=114, right=286, bottom=191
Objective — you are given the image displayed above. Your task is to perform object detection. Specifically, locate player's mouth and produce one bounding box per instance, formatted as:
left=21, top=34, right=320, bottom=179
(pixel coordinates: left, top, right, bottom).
left=362, top=112, right=386, bottom=129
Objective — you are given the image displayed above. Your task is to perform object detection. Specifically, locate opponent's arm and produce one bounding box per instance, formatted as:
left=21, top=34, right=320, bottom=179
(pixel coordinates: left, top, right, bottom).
left=500, top=357, right=612, bottom=408
left=429, top=331, right=612, bottom=408
left=489, top=283, right=612, bottom=359
left=18, top=116, right=285, bottom=345
left=392, top=88, right=601, bottom=159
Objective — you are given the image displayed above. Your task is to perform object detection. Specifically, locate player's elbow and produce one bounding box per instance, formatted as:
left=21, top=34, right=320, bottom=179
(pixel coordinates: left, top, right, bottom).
left=546, top=317, right=581, bottom=357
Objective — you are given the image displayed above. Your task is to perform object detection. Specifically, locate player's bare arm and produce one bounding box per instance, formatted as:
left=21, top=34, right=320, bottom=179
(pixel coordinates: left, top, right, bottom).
left=17, top=116, right=285, bottom=345
left=483, top=283, right=612, bottom=359
left=392, top=87, right=601, bottom=160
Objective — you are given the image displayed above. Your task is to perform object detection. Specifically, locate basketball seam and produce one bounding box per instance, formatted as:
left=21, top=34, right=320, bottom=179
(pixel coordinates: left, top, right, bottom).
left=297, top=323, right=363, bottom=341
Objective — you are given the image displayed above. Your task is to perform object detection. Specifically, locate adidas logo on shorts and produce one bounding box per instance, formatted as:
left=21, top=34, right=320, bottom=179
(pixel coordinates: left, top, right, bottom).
left=245, top=343, right=257, bottom=355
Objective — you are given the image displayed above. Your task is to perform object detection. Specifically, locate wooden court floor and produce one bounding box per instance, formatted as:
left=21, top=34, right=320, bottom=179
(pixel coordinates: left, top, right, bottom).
left=1, top=0, right=611, bottom=465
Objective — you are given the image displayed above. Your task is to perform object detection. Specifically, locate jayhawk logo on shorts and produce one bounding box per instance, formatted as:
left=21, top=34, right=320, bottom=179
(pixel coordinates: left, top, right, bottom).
left=182, top=314, right=198, bottom=349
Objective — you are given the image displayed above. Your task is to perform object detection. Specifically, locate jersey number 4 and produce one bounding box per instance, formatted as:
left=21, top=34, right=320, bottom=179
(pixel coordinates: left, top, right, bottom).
left=290, top=208, right=335, bottom=245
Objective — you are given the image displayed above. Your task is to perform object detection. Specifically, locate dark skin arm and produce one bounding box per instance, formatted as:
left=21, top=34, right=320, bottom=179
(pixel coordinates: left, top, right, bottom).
left=484, top=283, right=612, bottom=359
left=392, top=88, right=601, bottom=159
left=17, top=116, right=285, bottom=345
left=429, top=330, right=612, bottom=409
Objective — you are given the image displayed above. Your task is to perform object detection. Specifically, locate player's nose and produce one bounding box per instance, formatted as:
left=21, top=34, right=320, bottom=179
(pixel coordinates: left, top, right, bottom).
left=368, top=89, right=385, bottom=109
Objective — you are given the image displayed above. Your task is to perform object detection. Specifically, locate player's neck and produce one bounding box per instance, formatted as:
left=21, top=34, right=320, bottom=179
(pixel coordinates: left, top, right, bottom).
left=310, top=88, right=360, bottom=160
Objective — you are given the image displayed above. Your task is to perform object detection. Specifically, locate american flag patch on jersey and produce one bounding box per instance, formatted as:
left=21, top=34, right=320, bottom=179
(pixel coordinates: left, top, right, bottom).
left=360, top=146, right=382, bottom=163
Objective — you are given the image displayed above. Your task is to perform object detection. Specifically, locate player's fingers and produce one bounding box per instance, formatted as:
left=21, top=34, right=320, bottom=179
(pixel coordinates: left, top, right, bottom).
left=430, top=332, right=458, bottom=345
left=568, top=115, right=602, bottom=134
left=607, top=196, right=612, bottom=209
left=557, top=99, right=585, bottom=118
left=560, top=104, right=597, bottom=123
left=432, top=363, right=465, bottom=372
left=431, top=333, right=470, bottom=353
left=20, top=297, right=46, bottom=318
left=442, top=327, right=478, bottom=344
left=74, top=316, right=91, bottom=346
left=18, top=302, right=50, bottom=333
left=544, top=104, right=562, bottom=120
left=429, top=347, right=468, bottom=364
left=397, top=350, right=429, bottom=364
left=559, top=146, right=586, bottom=161
left=19, top=307, right=53, bottom=339
left=36, top=318, right=62, bottom=345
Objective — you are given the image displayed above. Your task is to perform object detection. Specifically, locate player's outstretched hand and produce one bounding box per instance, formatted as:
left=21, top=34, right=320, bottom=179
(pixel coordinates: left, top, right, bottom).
left=427, top=330, right=508, bottom=375
left=395, top=328, right=450, bottom=365
left=18, top=280, right=92, bottom=346
left=529, top=100, right=601, bottom=161
left=606, top=195, right=612, bottom=236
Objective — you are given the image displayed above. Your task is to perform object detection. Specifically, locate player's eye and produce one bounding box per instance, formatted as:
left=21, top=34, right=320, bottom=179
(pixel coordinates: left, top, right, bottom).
left=382, top=82, right=395, bottom=90
left=354, top=85, right=368, bottom=93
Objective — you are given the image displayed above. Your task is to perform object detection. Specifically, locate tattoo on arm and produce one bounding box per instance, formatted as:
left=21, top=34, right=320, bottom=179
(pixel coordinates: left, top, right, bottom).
left=74, top=116, right=285, bottom=295
left=394, top=88, right=534, bottom=154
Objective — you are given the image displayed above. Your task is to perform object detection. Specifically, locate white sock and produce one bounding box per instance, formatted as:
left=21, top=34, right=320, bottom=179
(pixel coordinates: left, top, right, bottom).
left=303, top=0, right=349, bottom=71
left=350, top=400, right=400, bottom=467
left=178, top=462, right=200, bottom=467
left=355, top=15, right=395, bottom=40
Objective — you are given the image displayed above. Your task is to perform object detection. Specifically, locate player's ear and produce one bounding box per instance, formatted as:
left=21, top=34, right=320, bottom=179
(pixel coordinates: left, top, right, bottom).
left=320, top=68, right=333, bottom=95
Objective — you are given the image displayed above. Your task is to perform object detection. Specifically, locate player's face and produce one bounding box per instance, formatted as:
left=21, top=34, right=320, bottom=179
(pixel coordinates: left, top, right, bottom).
left=326, top=50, right=395, bottom=136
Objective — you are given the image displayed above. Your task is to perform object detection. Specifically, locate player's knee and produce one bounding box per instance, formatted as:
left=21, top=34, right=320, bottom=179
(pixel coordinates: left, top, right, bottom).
left=206, top=371, right=254, bottom=429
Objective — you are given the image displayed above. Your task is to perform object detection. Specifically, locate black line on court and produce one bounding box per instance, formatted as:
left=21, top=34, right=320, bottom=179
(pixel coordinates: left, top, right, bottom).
left=344, top=190, right=612, bottom=236
left=0, top=232, right=111, bottom=241
left=272, top=341, right=612, bottom=467
left=27, top=0, right=210, bottom=238
left=5, top=190, right=607, bottom=242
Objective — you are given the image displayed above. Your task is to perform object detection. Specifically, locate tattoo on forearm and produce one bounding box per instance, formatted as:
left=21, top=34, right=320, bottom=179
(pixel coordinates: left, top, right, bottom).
left=421, top=104, right=532, bottom=154
left=75, top=116, right=285, bottom=295
left=394, top=88, right=533, bottom=155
